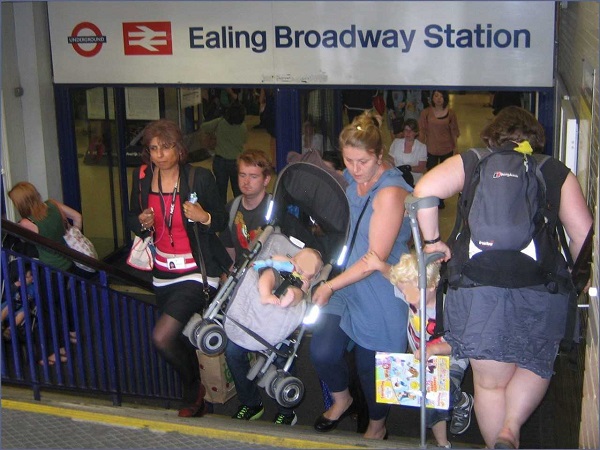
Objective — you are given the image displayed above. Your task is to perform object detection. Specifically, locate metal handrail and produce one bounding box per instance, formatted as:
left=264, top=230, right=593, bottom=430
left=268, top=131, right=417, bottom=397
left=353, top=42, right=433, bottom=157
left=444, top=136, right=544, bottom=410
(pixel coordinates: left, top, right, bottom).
left=1, top=221, right=180, bottom=405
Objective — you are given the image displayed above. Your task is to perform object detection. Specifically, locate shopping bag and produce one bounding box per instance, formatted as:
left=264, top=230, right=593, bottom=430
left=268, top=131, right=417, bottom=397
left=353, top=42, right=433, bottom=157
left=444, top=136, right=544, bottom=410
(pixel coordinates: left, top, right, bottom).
left=197, top=351, right=236, bottom=404
left=126, top=235, right=154, bottom=271
left=64, top=226, right=98, bottom=272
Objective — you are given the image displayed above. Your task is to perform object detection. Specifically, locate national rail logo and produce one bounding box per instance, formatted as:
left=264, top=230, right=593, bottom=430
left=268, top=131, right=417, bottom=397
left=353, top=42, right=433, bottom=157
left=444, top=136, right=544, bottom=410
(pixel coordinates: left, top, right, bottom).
left=123, top=22, right=172, bottom=55
left=68, top=22, right=106, bottom=57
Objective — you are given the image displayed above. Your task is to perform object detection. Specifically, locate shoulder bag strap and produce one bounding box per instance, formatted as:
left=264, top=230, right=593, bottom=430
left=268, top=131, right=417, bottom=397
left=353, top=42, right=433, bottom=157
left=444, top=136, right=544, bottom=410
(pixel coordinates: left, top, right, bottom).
left=187, top=166, right=211, bottom=302
left=342, top=196, right=371, bottom=270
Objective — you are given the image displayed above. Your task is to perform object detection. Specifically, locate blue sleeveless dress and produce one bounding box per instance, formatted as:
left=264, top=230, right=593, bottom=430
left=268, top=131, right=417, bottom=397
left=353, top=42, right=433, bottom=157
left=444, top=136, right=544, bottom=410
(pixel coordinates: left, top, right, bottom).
left=323, top=168, right=412, bottom=352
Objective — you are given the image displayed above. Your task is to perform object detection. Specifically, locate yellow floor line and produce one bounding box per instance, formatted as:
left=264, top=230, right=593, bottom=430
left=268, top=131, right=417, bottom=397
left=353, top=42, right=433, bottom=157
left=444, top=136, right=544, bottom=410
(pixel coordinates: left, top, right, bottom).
left=2, top=399, right=362, bottom=449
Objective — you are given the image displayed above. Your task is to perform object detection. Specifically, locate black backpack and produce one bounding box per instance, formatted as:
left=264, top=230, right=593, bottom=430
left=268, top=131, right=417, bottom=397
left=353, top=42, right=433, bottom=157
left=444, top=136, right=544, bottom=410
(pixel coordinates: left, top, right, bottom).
left=447, top=146, right=571, bottom=294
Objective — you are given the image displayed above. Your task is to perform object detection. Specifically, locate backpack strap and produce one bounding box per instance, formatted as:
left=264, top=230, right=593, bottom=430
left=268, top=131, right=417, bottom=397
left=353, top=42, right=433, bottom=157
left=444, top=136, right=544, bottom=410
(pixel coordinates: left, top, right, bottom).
left=228, top=195, right=243, bottom=235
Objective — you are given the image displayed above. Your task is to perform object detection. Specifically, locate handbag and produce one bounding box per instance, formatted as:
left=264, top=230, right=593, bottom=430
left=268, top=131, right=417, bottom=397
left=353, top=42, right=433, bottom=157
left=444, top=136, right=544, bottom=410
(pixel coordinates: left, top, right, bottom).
left=52, top=200, right=98, bottom=272
left=126, top=235, right=154, bottom=271
left=63, top=225, right=98, bottom=272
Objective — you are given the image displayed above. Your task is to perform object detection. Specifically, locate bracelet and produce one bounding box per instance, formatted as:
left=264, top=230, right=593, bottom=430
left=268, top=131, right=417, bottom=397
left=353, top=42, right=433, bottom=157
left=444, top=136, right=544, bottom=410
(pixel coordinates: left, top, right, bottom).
left=200, top=212, right=212, bottom=225
left=324, top=281, right=335, bottom=293
left=423, top=236, right=441, bottom=245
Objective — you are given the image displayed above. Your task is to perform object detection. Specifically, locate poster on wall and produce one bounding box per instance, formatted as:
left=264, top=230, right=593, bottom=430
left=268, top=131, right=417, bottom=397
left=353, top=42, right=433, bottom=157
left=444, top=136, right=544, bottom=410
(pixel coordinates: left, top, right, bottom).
left=86, top=87, right=115, bottom=120
left=181, top=88, right=203, bottom=109
left=48, top=1, right=555, bottom=87
left=125, top=88, right=160, bottom=120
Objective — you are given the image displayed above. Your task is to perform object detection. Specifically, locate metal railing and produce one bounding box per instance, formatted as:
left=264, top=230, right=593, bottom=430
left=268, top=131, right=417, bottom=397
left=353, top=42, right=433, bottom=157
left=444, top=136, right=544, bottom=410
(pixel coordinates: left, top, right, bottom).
left=1, top=219, right=182, bottom=405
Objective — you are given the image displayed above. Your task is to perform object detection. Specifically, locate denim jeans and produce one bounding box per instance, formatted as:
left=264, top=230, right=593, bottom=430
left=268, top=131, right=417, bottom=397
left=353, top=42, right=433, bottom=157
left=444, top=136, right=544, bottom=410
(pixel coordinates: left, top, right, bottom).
left=426, top=356, right=469, bottom=427
left=225, top=339, right=294, bottom=415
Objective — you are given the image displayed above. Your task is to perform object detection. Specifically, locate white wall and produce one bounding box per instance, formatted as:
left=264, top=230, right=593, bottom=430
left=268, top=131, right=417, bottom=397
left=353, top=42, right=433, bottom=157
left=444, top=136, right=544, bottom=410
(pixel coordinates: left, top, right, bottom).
left=1, top=2, right=61, bottom=208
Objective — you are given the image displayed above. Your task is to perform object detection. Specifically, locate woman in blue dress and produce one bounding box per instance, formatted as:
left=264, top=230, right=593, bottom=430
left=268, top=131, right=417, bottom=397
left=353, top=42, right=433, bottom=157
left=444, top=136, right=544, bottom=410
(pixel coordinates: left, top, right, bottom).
left=310, top=111, right=413, bottom=440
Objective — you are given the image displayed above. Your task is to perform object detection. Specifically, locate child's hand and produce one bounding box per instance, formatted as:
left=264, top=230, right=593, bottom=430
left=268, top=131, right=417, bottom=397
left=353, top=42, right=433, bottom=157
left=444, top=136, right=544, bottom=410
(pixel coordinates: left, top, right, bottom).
left=362, top=250, right=383, bottom=272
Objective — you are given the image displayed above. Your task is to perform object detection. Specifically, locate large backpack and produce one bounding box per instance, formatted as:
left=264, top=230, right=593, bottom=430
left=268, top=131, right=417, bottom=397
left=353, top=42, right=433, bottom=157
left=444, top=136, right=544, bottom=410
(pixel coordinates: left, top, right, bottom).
left=447, top=146, right=571, bottom=294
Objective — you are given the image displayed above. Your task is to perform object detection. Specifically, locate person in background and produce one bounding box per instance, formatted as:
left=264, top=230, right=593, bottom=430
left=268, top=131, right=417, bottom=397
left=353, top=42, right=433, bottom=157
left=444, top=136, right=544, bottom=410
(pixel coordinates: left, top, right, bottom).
left=8, top=181, right=83, bottom=365
left=342, top=89, right=378, bottom=123
left=219, top=149, right=273, bottom=268
left=202, top=101, right=248, bottom=205
left=388, top=118, right=428, bottom=187
left=301, top=120, right=325, bottom=156
left=363, top=250, right=474, bottom=447
left=419, top=90, right=460, bottom=207
left=2, top=263, right=35, bottom=341
left=385, top=90, right=428, bottom=139
left=309, top=111, right=413, bottom=440
left=413, top=106, right=592, bottom=449
left=127, top=119, right=229, bottom=419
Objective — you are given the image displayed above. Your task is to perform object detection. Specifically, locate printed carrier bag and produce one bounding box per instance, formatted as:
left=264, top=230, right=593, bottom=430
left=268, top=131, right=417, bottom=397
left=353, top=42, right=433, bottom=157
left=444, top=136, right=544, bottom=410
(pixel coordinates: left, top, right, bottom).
left=197, top=351, right=236, bottom=404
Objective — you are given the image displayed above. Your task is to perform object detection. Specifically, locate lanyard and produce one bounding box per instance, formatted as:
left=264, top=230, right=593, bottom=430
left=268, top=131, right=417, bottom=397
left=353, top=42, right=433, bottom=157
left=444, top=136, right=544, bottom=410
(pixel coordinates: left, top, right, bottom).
left=158, top=170, right=179, bottom=247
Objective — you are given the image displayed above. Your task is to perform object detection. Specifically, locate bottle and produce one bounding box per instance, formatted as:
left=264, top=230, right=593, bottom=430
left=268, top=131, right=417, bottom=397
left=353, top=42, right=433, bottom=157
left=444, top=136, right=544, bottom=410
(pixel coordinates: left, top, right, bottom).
left=188, top=192, right=197, bottom=222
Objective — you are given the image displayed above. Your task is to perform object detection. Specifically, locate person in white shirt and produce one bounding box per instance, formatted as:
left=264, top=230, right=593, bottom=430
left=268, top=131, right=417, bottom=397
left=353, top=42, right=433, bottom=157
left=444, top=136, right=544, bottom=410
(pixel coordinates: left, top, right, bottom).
left=388, top=119, right=428, bottom=186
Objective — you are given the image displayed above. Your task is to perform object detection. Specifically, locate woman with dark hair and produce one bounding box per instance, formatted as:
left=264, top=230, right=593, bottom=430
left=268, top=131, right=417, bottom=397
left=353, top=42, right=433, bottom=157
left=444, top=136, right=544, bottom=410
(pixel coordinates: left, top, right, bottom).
left=201, top=101, right=248, bottom=204
left=128, top=119, right=229, bottom=418
left=414, top=106, right=592, bottom=448
left=309, top=111, right=412, bottom=440
left=419, top=90, right=460, bottom=171
left=388, top=118, right=428, bottom=187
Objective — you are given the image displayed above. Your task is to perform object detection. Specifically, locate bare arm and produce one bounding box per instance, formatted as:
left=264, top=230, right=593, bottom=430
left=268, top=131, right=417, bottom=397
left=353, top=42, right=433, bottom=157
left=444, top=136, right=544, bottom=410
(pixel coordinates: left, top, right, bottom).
left=51, top=199, right=83, bottom=230
left=413, top=154, right=465, bottom=260
left=411, top=160, right=427, bottom=174
left=312, top=185, right=408, bottom=306
left=558, top=172, right=593, bottom=260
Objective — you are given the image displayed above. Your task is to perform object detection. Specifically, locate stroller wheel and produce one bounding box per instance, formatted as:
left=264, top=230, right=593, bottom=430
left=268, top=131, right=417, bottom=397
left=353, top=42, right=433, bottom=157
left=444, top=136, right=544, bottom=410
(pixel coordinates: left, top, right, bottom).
left=274, top=375, right=304, bottom=408
left=259, top=366, right=280, bottom=398
left=195, top=322, right=227, bottom=355
left=246, top=354, right=267, bottom=381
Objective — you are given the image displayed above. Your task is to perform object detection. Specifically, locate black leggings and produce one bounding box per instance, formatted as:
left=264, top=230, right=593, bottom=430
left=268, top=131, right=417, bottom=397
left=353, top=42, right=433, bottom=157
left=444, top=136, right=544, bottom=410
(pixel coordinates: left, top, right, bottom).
left=426, top=151, right=454, bottom=171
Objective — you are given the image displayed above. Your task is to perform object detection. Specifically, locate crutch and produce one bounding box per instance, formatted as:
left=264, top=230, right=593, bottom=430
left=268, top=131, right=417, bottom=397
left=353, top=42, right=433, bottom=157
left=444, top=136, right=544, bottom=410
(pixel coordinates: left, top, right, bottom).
left=405, top=194, right=444, bottom=449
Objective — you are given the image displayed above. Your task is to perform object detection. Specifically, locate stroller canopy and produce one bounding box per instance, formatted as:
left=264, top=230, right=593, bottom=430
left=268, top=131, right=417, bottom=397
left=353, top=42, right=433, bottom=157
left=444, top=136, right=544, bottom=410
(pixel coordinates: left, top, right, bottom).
left=270, top=161, right=350, bottom=264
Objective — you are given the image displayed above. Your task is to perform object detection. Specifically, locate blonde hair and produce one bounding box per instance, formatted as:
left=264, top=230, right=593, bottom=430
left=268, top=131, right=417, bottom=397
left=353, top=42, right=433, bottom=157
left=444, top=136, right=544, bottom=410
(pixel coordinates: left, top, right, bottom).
left=339, top=110, right=384, bottom=157
left=389, top=251, right=440, bottom=290
left=8, top=181, right=47, bottom=221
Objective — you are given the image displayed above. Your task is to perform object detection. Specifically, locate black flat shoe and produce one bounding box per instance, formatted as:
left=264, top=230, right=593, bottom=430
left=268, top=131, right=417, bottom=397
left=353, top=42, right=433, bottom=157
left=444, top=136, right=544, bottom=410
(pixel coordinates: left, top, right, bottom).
left=313, top=403, right=356, bottom=432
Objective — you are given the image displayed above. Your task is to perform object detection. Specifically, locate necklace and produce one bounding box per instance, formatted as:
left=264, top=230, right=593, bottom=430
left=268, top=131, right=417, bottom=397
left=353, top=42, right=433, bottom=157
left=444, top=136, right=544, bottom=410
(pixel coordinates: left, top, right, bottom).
left=158, top=169, right=179, bottom=247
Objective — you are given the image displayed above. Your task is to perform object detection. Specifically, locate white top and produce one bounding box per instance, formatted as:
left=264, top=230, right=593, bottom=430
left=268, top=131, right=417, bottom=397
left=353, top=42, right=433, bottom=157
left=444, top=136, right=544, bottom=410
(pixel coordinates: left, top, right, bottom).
left=302, top=133, right=324, bottom=155
left=388, top=138, right=428, bottom=183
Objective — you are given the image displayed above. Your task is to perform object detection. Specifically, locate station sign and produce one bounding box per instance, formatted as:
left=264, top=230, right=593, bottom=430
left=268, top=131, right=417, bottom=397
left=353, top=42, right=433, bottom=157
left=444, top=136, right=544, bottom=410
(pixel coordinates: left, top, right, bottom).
left=48, top=1, right=555, bottom=87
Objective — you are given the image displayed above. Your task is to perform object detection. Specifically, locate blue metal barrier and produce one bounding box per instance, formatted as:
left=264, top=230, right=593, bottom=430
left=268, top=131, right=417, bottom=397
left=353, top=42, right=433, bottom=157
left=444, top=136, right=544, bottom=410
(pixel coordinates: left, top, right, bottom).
left=1, top=249, right=182, bottom=405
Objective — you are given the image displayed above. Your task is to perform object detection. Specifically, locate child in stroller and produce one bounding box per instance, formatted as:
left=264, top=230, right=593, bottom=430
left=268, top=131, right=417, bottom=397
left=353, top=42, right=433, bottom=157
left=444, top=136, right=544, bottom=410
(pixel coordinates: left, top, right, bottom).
left=184, top=160, right=350, bottom=423
left=256, top=248, right=323, bottom=308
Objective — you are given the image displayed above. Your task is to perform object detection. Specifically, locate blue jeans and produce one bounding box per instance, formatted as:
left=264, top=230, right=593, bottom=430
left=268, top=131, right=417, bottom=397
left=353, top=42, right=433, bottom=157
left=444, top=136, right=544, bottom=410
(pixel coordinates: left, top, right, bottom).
left=225, top=339, right=294, bottom=415
left=426, top=357, right=468, bottom=427
left=309, top=313, right=390, bottom=421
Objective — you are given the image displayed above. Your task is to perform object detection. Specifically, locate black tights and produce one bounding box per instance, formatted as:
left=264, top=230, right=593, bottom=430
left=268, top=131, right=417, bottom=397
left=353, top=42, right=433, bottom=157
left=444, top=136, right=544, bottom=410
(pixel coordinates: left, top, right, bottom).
left=152, top=314, right=200, bottom=403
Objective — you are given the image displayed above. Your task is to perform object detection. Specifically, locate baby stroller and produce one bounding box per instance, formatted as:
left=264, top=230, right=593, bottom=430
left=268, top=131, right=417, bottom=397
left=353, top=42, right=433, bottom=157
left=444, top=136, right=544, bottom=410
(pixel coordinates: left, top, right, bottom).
left=184, top=161, right=350, bottom=408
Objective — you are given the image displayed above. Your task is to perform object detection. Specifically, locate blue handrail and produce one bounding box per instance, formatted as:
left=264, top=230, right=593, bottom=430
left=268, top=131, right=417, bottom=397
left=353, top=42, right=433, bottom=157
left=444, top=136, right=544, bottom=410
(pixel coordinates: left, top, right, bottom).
left=1, top=248, right=182, bottom=405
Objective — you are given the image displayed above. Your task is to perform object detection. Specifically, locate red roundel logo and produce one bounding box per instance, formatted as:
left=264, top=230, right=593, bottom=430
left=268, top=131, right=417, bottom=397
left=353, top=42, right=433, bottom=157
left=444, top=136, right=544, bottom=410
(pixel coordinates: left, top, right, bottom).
left=68, top=22, right=106, bottom=57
